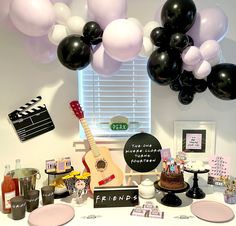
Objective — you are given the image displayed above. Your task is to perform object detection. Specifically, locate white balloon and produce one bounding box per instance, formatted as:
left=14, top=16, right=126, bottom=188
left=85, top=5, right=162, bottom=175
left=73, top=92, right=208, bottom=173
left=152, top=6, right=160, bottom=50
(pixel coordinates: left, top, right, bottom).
left=66, top=16, right=85, bottom=35
left=48, top=24, right=68, bottom=45
left=69, top=0, right=88, bottom=21
left=193, top=60, right=211, bottom=79
left=54, top=2, right=71, bottom=25
left=143, top=20, right=160, bottom=38
left=139, top=37, right=154, bottom=57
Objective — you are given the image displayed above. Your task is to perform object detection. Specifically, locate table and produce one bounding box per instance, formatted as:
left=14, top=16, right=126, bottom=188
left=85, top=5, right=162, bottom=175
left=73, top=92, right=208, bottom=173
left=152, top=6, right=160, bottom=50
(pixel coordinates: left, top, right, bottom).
left=0, top=186, right=235, bottom=226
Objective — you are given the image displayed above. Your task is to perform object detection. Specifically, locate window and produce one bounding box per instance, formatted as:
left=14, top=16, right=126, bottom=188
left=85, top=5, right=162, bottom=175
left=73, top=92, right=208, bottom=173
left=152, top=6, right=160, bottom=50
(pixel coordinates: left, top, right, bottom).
left=78, top=57, right=151, bottom=137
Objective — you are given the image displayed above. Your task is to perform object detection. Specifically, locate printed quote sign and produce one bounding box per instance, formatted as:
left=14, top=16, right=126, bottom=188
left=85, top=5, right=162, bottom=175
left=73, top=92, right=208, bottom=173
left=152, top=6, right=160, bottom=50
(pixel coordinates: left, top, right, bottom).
left=182, top=129, right=206, bottom=152
left=123, top=133, right=162, bottom=172
left=94, top=186, right=139, bottom=208
left=208, top=155, right=230, bottom=186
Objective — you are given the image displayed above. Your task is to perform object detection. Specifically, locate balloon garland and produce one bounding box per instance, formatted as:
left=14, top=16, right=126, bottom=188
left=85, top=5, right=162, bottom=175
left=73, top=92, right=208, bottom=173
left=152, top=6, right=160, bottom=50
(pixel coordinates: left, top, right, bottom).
left=1, top=0, right=236, bottom=104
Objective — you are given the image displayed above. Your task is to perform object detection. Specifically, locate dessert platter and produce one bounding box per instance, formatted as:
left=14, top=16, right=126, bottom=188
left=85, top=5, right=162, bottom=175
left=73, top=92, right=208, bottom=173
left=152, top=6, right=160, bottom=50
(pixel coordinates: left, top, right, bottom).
left=184, top=161, right=210, bottom=199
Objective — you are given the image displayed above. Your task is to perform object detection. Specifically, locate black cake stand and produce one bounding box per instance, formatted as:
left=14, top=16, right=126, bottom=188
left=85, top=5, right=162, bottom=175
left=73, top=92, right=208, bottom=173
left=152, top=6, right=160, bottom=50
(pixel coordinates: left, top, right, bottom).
left=154, top=180, right=190, bottom=207
left=184, top=168, right=209, bottom=199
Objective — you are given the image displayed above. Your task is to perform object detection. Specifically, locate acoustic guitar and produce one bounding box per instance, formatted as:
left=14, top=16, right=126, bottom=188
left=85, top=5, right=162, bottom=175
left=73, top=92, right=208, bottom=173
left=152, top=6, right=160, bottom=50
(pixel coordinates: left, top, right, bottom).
left=70, top=100, right=124, bottom=193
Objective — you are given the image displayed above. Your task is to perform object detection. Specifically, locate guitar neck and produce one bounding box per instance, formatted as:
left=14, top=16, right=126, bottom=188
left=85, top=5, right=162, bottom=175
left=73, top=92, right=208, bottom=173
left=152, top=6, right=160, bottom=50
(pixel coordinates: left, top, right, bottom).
left=80, top=118, right=100, bottom=158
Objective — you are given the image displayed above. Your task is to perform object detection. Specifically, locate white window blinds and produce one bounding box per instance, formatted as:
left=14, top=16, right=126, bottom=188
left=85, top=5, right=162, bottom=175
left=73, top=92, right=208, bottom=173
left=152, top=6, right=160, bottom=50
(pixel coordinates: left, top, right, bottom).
left=78, top=57, right=151, bottom=137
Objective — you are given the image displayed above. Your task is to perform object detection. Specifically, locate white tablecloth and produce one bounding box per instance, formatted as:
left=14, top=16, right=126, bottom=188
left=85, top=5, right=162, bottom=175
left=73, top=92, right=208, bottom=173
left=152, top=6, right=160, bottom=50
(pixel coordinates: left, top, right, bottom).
left=0, top=186, right=235, bottom=226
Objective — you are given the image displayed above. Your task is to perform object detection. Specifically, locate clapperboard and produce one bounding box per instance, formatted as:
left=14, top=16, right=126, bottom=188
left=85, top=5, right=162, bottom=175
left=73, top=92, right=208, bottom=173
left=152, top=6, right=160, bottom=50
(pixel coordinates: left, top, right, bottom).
left=8, top=96, right=55, bottom=142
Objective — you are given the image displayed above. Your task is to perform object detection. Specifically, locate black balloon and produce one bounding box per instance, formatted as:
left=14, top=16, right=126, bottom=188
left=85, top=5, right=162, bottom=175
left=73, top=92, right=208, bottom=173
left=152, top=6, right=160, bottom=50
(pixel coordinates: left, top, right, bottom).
left=187, top=35, right=194, bottom=46
left=147, top=48, right=182, bottom=85
left=169, top=32, right=190, bottom=52
left=150, top=27, right=171, bottom=47
left=161, top=0, right=196, bottom=33
left=179, top=70, right=195, bottom=87
left=57, top=35, right=92, bottom=70
left=170, top=76, right=182, bottom=91
left=83, top=21, right=103, bottom=44
left=207, top=63, right=236, bottom=100
left=178, top=88, right=194, bottom=105
left=194, top=79, right=207, bottom=93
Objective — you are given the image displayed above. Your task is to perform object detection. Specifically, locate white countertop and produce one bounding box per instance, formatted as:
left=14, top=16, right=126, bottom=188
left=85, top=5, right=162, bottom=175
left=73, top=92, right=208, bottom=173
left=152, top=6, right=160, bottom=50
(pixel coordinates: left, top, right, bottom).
left=0, top=186, right=235, bottom=226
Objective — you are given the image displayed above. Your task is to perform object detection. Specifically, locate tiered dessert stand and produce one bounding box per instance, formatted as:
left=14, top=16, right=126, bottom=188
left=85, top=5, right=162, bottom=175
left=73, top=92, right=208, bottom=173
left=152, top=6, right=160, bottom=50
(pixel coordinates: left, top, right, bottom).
left=154, top=180, right=190, bottom=207
left=184, top=168, right=210, bottom=199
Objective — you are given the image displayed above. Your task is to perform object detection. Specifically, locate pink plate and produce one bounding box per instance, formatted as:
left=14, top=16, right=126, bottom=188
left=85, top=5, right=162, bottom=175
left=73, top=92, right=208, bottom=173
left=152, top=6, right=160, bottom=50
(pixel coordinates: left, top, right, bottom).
left=28, top=203, right=75, bottom=226
left=191, top=200, right=234, bottom=223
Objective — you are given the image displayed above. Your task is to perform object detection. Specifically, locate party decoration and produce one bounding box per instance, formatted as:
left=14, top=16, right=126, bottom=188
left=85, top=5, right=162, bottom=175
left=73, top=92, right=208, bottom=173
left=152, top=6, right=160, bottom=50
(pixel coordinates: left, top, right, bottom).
left=169, top=77, right=182, bottom=92
left=199, top=40, right=221, bottom=66
left=139, top=37, right=155, bottom=57
left=103, top=19, right=143, bottom=62
left=53, top=2, right=71, bottom=25
left=194, top=79, right=207, bottom=93
left=182, top=63, right=194, bottom=72
left=48, top=24, right=68, bottom=45
left=169, top=33, right=191, bottom=52
left=87, top=0, right=127, bottom=29
left=66, top=16, right=86, bottom=35
left=1, top=0, right=234, bottom=105
left=70, top=0, right=88, bottom=21
left=143, top=21, right=160, bottom=38
left=178, top=88, right=194, bottom=105
left=91, top=44, right=121, bottom=75
left=170, top=70, right=208, bottom=104
left=150, top=27, right=170, bottom=48
left=24, top=35, right=57, bottom=64
left=83, top=21, right=103, bottom=44
left=10, top=0, right=55, bottom=37
left=147, top=48, right=182, bottom=85
left=187, top=7, right=228, bottom=47
left=181, top=46, right=202, bottom=66
left=193, top=60, right=211, bottom=79
left=127, top=17, right=143, bottom=35
left=57, top=35, right=92, bottom=70
left=207, top=63, right=236, bottom=100
left=161, top=0, right=196, bottom=33
left=179, top=71, right=195, bottom=88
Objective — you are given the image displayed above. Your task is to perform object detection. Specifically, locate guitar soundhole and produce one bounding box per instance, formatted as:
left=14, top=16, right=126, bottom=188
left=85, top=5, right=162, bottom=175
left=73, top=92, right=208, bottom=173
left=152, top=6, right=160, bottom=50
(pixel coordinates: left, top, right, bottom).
left=96, top=159, right=107, bottom=172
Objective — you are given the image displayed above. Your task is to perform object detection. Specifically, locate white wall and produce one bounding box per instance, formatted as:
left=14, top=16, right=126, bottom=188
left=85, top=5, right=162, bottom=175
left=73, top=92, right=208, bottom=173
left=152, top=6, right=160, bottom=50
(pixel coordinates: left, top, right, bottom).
left=0, top=0, right=236, bottom=189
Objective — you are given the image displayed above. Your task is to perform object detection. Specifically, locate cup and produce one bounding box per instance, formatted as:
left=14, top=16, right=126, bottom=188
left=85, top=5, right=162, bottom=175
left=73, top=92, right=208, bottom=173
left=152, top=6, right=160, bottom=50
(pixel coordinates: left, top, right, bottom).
left=26, top=190, right=40, bottom=212
left=10, top=196, right=26, bottom=220
left=41, top=186, right=55, bottom=205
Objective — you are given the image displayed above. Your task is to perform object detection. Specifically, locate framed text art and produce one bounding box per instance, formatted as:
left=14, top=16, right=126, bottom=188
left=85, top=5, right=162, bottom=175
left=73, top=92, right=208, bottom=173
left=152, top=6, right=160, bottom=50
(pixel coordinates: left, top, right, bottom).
left=174, top=121, right=216, bottom=160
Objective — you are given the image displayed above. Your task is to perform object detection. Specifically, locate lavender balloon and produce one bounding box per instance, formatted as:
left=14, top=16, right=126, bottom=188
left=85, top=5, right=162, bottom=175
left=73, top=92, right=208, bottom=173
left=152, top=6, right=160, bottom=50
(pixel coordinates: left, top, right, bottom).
left=87, top=0, right=127, bottom=29
left=181, top=46, right=202, bottom=66
left=193, top=60, right=211, bottom=79
left=10, top=0, right=55, bottom=37
left=92, top=44, right=122, bottom=76
left=187, top=7, right=228, bottom=47
left=103, top=19, right=143, bottom=62
left=199, top=40, right=221, bottom=64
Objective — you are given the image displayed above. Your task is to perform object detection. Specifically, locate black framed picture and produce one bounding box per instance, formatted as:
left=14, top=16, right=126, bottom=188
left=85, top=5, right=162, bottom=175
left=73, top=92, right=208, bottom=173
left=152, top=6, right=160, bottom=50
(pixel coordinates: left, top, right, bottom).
left=174, top=121, right=216, bottom=161
left=182, top=129, right=206, bottom=153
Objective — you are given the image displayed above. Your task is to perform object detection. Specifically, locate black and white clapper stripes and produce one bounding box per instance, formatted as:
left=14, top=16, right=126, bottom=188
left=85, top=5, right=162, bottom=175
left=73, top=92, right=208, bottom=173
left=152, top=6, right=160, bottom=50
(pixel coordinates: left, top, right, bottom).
left=8, top=96, right=55, bottom=141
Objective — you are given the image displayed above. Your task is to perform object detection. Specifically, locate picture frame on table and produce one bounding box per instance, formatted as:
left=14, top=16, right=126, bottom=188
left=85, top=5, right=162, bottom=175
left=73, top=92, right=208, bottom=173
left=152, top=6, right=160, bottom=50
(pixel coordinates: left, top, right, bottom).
left=174, top=121, right=216, bottom=160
